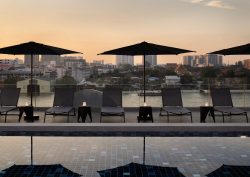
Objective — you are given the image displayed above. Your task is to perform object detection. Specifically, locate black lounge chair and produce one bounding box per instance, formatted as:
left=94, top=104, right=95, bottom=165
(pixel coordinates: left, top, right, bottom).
left=0, top=88, right=20, bottom=123
left=211, top=88, right=248, bottom=123
left=160, top=88, right=192, bottom=123
left=44, top=87, right=76, bottom=123
left=100, top=88, right=125, bottom=123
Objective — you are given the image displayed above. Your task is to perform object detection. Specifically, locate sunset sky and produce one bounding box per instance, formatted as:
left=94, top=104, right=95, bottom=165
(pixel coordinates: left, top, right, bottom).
left=0, top=0, right=250, bottom=64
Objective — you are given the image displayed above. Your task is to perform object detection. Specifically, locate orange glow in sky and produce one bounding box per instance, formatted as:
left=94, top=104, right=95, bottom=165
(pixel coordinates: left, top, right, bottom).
left=0, top=0, right=250, bottom=64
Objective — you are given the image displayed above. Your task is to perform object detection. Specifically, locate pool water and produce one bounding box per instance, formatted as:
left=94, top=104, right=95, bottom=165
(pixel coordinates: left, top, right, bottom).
left=0, top=137, right=249, bottom=177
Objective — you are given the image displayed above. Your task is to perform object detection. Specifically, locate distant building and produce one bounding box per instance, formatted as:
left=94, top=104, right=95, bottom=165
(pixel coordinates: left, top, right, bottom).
left=244, top=59, right=250, bottom=69
left=164, top=75, right=180, bottom=85
left=145, top=55, right=157, bottom=66
left=183, top=56, right=194, bottom=66
left=183, top=54, right=223, bottom=67
left=24, top=55, right=39, bottom=67
left=92, top=60, right=104, bottom=66
left=71, top=66, right=92, bottom=83
left=0, top=58, right=20, bottom=70
left=116, top=55, right=134, bottom=66
left=41, top=55, right=61, bottom=65
left=63, top=57, right=86, bottom=69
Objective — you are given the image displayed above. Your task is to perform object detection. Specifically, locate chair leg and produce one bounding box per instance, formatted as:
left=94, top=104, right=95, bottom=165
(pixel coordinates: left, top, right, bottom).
left=159, top=108, right=162, bottom=116
left=246, top=113, right=248, bottom=123
left=4, top=113, right=7, bottom=123
left=190, top=113, right=193, bottom=123
left=44, top=114, right=46, bottom=123
left=222, top=113, right=225, bottom=123
left=167, top=112, right=169, bottom=123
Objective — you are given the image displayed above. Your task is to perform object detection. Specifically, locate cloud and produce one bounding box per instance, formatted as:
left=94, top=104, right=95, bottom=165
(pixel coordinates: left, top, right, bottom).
left=206, top=0, right=235, bottom=10
left=190, top=0, right=204, bottom=3
left=182, top=0, right=235, bottom=10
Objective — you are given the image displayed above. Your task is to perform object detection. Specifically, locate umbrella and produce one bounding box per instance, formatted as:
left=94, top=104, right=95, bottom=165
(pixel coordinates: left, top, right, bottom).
left=0, top=164, right=82, bottom=177
left=97, top=162, right=186, bottom=177
left=209, top=43, right=250, bottom=55
left=0, top=41, right=81, bottom=111
left=206, top=164, right=250, bottom=177
left=99, top=41, right=194, bottom=102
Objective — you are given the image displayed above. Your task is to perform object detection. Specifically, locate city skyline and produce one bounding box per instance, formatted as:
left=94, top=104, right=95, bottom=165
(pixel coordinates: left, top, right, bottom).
left=0, top=0, right=250, bottom=64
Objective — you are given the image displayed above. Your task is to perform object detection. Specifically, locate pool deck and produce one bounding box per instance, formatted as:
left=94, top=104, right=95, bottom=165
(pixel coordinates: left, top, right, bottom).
left=0, top=109, right=249, bottom=137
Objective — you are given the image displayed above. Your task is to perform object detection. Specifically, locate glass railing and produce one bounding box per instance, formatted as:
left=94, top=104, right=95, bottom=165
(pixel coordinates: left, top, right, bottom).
left=0, top=83, right=249, bottom=108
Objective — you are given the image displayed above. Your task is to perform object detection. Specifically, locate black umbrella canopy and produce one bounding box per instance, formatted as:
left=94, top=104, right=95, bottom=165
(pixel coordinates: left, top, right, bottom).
left=0, top=164, right=82, bottom=177
left=99, top=41, right=194, bottom=56
left=99, top=41, right=194, bottom=102
left=0, top=41, right=81, bottom=55
left=206, top=164, right=250, bottom=177
left=97, top=162, right=186, bottom=177
left=0, top=41, right=82, bottom=108
left=209, top=43, right=250, bottom=55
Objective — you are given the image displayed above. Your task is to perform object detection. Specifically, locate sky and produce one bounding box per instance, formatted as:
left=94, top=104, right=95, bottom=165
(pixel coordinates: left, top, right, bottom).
left=0, top=0, right=250, bottom=64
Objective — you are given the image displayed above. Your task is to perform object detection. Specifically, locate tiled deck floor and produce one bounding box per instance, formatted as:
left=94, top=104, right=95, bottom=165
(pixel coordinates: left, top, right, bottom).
left=1, top=109, right=248, bottom=123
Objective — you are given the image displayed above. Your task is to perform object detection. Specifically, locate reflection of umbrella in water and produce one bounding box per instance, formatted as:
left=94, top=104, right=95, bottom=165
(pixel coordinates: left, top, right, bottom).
left=98, top=162, right=185, bottom=177
left=0, top=164, right=81, bottom=177
left=206, top=164, right=250, bottom=177
left=99, top=41, right=194, bottom=102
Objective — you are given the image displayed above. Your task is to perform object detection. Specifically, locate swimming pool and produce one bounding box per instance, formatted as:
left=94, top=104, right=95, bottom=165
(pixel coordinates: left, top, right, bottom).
left=0, top=136, right=249, bottom=177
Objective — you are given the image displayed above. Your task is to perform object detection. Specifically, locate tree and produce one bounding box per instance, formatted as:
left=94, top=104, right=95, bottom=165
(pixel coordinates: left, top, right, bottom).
left=201, top=67, right=218, bottom=78
left=55, top=76, right=77, bottom=86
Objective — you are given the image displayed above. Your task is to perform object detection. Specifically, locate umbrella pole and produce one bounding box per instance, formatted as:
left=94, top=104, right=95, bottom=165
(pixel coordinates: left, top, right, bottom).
left=143, top=55, right=146, bottom=103
left=143, top=136, right=145, bottom=165
left=30, top=54, right=33, bottom=107
left=31, top=136, right=33, bottom=165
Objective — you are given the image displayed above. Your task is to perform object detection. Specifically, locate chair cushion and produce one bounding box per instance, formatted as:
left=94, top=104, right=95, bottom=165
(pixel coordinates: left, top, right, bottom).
left=0, top=106, right=17, bottom=113
left=46, top=106, right=74, bottom=114
left=101, top=107, right=124, bottom=115
left=214, top=106, right=246, bottom=114
left=162, top=106, right=191, bottom=115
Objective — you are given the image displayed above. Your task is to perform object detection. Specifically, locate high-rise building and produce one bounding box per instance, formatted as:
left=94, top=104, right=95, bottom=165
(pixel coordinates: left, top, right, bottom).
left=183, top=54, right=223, bottom=67
left=244, top=59, right=250, bottom=70
left=183, top=56, right=194, bottom=66
left=145, top=55, right=157, bottom=66
left=116, top=55, right=134, bottom=66
left=24, top=55, right=39, bottom=67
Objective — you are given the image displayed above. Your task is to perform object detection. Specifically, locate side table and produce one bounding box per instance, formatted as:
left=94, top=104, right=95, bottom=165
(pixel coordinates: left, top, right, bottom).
left=200, top=106, right=215, bottom=123
left=137, top=106, right=153, bottom=122
left=78, top=106, right=92, bottom=122
left=19, top=106, right=39, bottom=122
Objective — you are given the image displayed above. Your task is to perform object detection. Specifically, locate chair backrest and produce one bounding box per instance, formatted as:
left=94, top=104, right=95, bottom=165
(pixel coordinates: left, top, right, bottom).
left=210, top=88, right=233, bottom=107
left=0, top=88, right=20, bottom=106
left=102, top=88, right=122, bottom=107
left=53, top=87, right=75, bottom=107
left=161, top=87, right=183, bottom=107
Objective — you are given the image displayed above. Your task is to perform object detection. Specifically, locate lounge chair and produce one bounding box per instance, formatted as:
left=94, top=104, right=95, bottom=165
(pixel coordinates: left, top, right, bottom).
left=0, top=88, right=20, bottom=123
left=44, top=87, right=76, bottom=123
left=159, top=87, right=192, bottom=122
left=211, top=88, right=248, bottom=123
left=100, top=88, right=125, bottom=123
